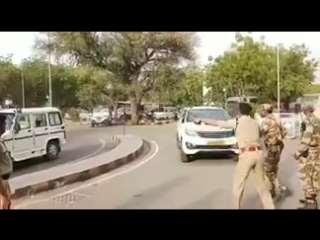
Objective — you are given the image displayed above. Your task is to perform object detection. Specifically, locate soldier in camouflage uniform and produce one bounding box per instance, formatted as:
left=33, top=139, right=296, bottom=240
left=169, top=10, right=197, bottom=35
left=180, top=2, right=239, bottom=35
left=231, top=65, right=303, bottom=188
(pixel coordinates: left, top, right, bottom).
left=0, top=115, right=13, bottom=209
left=294, top=104, right=320, bottom=209
left=259, top=104, right=291, bottom=200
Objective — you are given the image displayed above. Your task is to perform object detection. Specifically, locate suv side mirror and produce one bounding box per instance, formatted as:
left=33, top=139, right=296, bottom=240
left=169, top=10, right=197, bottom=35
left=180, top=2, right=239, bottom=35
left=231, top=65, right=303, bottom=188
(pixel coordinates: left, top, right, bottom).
left=14, top=123, right=21, bottom=133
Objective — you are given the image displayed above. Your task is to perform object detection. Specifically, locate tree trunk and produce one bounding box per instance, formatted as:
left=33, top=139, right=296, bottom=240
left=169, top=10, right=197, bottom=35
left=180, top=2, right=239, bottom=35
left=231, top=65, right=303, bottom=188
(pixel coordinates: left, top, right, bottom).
left=108, top=105, right=113, bottom=120
left=113, top=102, right=118, bottom=120
left=130, top=97, right=141, bottom=125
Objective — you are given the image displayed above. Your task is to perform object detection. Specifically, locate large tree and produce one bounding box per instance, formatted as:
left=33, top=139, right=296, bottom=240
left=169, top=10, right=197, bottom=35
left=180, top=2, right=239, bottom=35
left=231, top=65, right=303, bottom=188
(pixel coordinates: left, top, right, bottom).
left=19, top=57, right=80, bottom=108
left=35, top=32, right=196, bottom=124
left=76, top=65, right=126, bottom=118
left=206, top=33, right=317, bottom=106
left=0, top=54, right=21, bottom=104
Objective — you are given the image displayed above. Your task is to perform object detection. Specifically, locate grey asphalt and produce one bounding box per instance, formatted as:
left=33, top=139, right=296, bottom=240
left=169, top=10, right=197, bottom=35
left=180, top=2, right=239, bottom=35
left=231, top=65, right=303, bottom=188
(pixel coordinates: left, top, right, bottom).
left=12, top=126, right=117, bottom=178
left=13, top=123, right=305, bottom=209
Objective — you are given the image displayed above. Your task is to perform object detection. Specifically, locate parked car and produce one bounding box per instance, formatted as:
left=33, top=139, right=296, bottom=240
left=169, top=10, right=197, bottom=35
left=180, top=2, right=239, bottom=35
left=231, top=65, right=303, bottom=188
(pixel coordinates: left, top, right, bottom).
left=1, top=107, right=66, bottom=162
left=91, top=108, right=112, bottom=127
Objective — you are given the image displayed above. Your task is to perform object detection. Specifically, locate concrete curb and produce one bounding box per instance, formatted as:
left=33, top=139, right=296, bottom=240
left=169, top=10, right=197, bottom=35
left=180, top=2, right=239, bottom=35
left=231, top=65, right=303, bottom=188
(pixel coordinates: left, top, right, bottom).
left=65, top=119, right=176, bottom=127
left=11, top=135, right=145, bottom=199
left=65, top=121, right=90, bottom=126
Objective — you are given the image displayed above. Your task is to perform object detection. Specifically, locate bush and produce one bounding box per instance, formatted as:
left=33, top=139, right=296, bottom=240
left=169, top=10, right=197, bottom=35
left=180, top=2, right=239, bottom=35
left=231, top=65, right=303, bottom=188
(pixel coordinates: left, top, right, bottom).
left=67, top=107, right=80, bottom=121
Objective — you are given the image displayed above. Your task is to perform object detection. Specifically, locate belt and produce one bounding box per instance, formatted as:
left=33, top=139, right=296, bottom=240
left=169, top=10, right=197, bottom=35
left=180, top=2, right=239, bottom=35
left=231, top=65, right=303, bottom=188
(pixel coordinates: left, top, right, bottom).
left=240, top=146, right=261, bottom=153
left=1, top=173, right=10, bottom=180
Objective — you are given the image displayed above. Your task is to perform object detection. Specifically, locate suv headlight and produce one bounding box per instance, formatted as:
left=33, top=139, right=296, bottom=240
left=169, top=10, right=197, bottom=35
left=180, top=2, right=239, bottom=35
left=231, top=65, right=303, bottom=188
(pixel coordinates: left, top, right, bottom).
left=185, top=129, right=198, bottom=136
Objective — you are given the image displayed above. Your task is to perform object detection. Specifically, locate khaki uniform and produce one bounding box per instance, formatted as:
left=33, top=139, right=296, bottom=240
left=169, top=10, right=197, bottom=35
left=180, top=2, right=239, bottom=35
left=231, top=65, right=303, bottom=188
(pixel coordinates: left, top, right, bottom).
left=0, top=139, right=13, bottom=209
left=260, top=113, right=287, bottom=196
left=296, top=113, right=320, bottom=206
left=219, top=116, right=275, bottom=209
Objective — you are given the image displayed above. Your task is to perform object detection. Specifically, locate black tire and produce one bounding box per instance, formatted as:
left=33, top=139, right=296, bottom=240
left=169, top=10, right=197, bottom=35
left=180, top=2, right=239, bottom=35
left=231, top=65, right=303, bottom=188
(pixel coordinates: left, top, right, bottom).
left=180, top=150, right=192, bottom=163
left=91, top=123, right=95, bottom=127
left=45, top=140, right=60, bottom=161
left=176, top=134, right=181, bottom=149
left=105, top=119, right=112, bottom=126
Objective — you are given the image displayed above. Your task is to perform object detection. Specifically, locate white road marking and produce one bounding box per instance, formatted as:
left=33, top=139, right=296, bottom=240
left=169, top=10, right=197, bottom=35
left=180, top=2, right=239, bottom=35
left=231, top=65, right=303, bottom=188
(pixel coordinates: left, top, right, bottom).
left=14, top=140, right=159, bottom=209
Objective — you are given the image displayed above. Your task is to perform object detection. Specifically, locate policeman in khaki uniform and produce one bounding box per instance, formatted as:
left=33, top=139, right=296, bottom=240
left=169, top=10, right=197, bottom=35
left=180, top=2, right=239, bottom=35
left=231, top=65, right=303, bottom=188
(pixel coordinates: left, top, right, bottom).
left=197, top=102, right=274, bottom=209
left=259, top=104, right=291, bottom=200
left=294, top=104, right=320, bottom=209
left=0, top=115, right=13, bottom=209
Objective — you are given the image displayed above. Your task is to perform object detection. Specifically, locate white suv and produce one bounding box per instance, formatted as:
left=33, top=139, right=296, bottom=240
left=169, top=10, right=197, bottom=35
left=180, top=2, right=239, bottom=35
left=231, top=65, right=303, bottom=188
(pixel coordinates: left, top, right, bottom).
left=176, top=106, right=239, bottom=162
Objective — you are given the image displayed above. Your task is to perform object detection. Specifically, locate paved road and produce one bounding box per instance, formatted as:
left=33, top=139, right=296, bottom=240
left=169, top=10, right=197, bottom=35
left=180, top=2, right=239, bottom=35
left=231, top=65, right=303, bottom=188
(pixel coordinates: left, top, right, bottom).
left=14, top=123, right=304, bottom=209
left=12, top=126, right=117, bottom=178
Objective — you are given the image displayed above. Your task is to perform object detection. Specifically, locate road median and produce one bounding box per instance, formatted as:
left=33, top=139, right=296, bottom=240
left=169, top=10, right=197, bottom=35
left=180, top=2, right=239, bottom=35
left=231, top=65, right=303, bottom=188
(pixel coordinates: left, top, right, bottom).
left=10, top=135, right=146, bottom=199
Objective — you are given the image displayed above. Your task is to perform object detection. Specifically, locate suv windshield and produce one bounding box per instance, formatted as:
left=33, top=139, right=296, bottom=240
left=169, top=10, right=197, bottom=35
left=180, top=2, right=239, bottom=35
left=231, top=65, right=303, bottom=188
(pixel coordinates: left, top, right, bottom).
left=186, top=108, right=230, bottom=122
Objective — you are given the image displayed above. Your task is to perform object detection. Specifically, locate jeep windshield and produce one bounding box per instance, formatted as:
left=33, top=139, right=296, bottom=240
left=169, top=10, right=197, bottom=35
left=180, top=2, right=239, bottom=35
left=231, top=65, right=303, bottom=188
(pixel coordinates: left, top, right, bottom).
left=0, top=113, right=15, bottom=130
left=186, top=108, right=230, bottom=122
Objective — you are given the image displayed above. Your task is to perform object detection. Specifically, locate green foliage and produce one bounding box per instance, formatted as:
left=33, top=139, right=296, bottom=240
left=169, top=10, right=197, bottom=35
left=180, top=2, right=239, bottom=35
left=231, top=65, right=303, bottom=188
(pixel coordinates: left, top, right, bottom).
left=0, top=56, right=80, bottom=108
left=305, top=84, right=320, bottom=94
left=205, top=33, right=317, bottom=104
left=67, top=107, right=80, bottom=121
left=35, top=32, right=196, bottom=124
left=0, top=32, right=317, bottom=123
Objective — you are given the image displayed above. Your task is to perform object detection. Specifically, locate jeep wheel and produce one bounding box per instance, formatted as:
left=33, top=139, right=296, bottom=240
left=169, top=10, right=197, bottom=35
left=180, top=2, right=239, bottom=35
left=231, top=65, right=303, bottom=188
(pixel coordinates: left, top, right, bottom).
left=91, top=123, right=95, bottom=127
left=45, top=140, right=60, bottom=161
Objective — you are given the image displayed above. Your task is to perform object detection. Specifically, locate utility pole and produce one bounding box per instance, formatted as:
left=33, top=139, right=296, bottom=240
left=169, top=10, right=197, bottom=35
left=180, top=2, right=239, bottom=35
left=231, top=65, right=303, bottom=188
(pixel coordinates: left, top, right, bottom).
left=48, top=32, right=53, bottom=107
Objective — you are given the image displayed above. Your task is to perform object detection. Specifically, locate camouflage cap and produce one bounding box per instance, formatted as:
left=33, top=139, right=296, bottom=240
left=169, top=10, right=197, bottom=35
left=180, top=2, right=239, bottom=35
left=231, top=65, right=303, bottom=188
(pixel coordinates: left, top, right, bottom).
left=302, top=104, right=315, bottom=112
left=261, top=103, right=273, bottom=111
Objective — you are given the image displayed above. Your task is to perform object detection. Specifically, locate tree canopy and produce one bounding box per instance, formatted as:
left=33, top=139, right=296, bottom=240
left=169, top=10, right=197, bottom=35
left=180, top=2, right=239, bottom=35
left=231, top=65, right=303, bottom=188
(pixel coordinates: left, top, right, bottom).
left=0, top=32, right=317, bottom=124
left=35, top=32, right=197, bottom=124
left=205, top=33, right=317, bottom=105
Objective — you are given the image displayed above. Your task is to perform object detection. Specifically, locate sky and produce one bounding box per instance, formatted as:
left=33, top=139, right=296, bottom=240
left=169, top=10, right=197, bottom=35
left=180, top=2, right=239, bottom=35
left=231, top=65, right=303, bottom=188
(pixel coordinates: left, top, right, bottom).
left=1, top=31, right=320, bottom=81
left=2, top=31, right=320, bottom=63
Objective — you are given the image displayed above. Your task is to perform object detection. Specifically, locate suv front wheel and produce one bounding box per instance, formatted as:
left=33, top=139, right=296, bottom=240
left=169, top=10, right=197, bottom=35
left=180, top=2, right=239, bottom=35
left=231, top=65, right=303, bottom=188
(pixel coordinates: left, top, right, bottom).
left=176, top=134, right=181, bottom=149
left=180, top=150, right=193, bottom=163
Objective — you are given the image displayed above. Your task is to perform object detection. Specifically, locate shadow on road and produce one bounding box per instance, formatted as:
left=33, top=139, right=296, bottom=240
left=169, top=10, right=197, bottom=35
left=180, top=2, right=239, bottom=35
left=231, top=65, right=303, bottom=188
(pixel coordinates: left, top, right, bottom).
left=193, top=153, right=236, bottom=161
left=183, top=189, right=226, bottom=209
left=12, top=143, right=116, bottom=178
left=115, top=175, right=191, bottom=209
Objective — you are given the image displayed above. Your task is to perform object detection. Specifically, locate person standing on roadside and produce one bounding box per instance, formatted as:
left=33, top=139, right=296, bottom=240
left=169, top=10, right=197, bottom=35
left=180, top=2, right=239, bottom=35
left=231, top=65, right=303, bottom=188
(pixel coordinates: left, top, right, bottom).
left=294, top=104, right=320, bottom=209
left=0, top=115, right=13, bottom=210
left=259, top=104, right=290, bottom=201
left=196, top=102, right=274, bottom=209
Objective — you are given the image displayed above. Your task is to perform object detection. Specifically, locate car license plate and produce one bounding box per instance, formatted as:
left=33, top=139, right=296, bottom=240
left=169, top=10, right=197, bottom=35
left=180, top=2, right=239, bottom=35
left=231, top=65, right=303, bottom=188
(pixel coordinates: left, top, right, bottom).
left=207, top=140, right=226, bottom=146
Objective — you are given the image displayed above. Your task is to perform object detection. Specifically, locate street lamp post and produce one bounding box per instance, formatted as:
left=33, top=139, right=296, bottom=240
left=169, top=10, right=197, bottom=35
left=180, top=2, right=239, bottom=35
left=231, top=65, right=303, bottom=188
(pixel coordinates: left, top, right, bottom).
left=48, top=32, right=53, bottom=107
left=276, top=44, right=280, bottom=112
